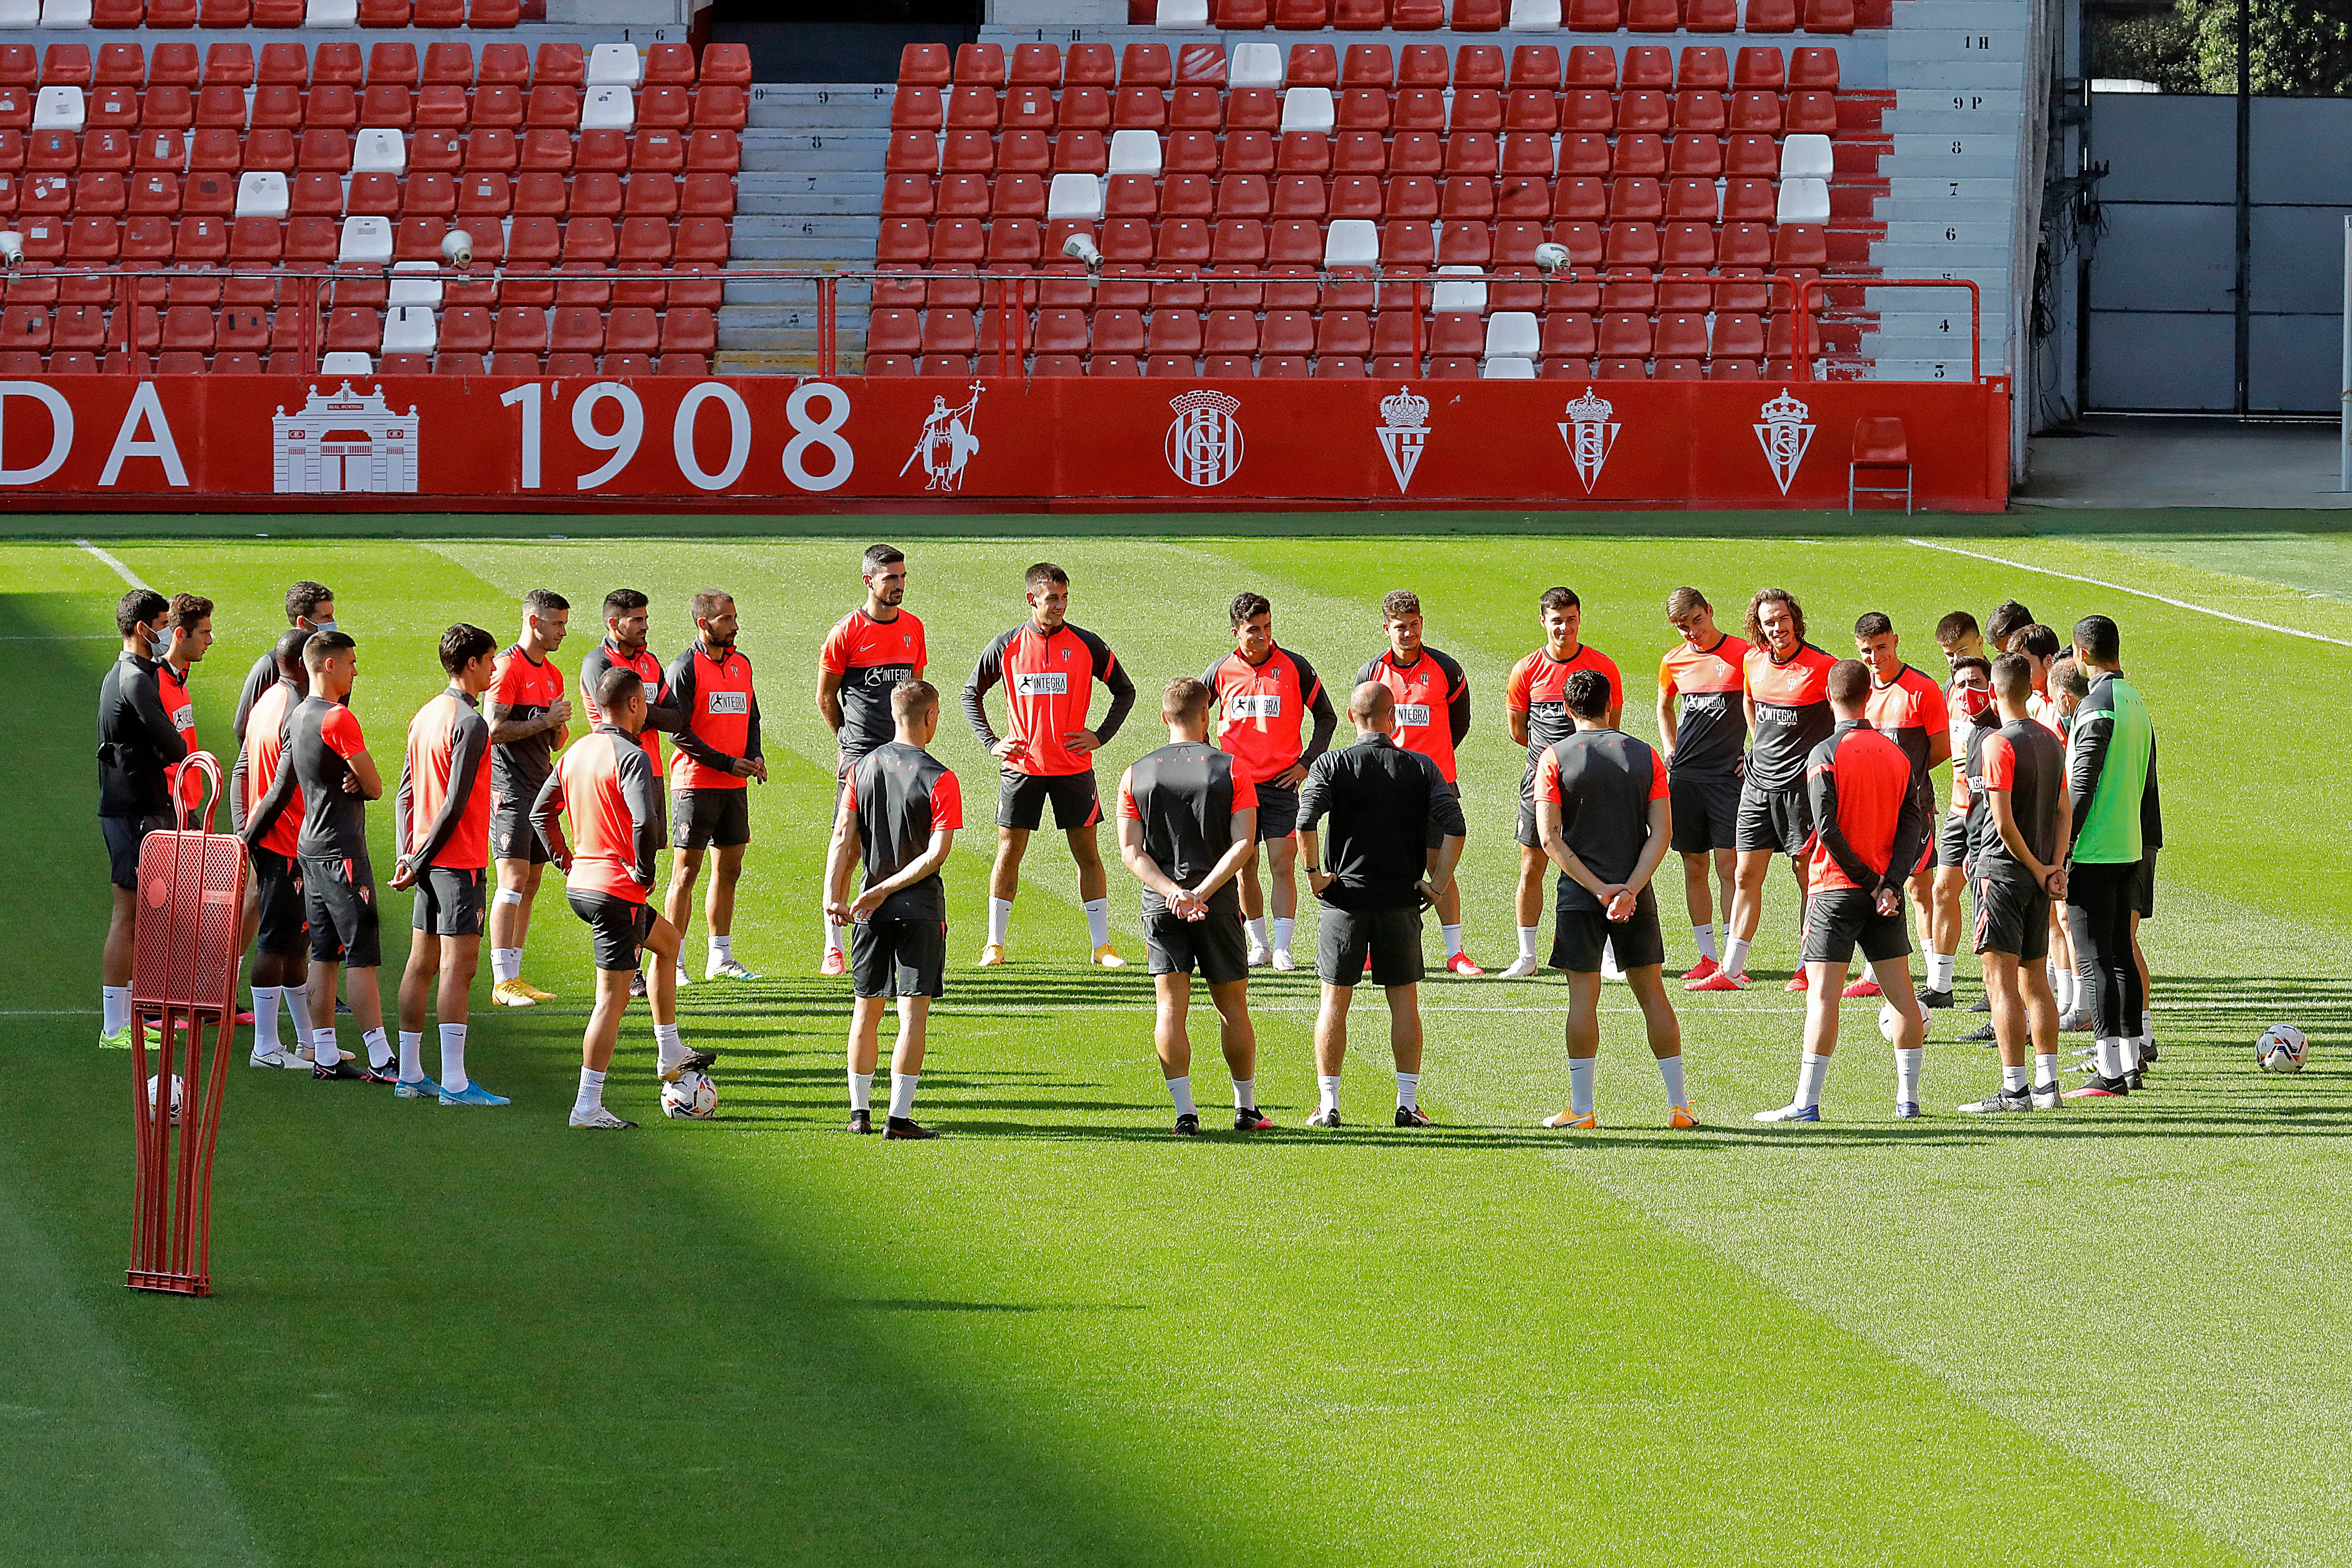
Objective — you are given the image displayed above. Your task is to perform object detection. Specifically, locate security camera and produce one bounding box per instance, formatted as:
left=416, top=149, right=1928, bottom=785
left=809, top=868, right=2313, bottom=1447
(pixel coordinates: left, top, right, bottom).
left=441, top=228, right=474, bottom=269
left=1061, top=234, right=1103, bottom=271
left=1533, top=242, right=1570, bottom=276
left=0, top=231, right=22, bottom=271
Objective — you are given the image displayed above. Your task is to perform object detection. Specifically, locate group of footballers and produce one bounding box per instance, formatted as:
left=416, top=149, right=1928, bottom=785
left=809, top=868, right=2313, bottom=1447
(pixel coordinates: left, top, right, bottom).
left=92, top=550, right=2159, bottom=1136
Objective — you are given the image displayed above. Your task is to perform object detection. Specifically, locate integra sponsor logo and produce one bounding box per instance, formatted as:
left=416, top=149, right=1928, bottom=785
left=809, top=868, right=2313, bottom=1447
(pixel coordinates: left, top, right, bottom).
left=1013, top=672, right=1070, bottom=696
left=1393, top=703, right=1431, bottom=727
left=856, top=665, right=916, bottom=687
left=708, top=692, right=749, bottom=715
left=1229, top=694, right=1283, bottom=719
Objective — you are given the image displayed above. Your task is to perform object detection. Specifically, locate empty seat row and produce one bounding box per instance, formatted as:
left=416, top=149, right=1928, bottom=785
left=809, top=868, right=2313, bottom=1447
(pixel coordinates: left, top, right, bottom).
left=0, top=211, right=731, bottom=265
left=0, top=0, right=524, bottom=27
left=1151, top=0, right=1882, bottom=30
left=0, top=126, right=742, bottom=173
left=863, top=351, right=1792, bottom=379
left=0, top=350, right=719, bottom=375
left=904, top=39, right=1838, bottom=91
left=0, top=41, right=746, bottom=89
left=5, top=81, right=746, bottom=135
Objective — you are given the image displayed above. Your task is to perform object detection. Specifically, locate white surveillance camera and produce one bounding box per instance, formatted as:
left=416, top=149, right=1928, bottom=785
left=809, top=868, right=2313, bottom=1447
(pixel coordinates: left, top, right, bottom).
left=1061, top=234, right=1103, bottom=271
left=441, top=229, right=474, bottom=268
left=0, top=231, right=23, bottom=271
left=1533, top=242, right=1570, bottom=275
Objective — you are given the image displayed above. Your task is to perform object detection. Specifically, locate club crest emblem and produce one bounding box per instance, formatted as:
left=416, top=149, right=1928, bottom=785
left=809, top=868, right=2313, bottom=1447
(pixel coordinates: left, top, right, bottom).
left=1374, top=386, right=1430, bottom=493
left=1555, top=387, right=1620, bottom=495
left=1166, top=389, right=1244, bottom=488
left=1754, top=389, right=1817, bottom=496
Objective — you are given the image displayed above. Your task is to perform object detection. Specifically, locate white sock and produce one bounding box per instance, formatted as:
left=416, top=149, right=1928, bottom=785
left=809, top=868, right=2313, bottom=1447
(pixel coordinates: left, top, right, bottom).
left=1318, top=1074, right=1341, bottom=1114
left=2118, top=1034, right=2141, bottom=1072
left=1895, top=1046, right=1923, bottom=1104
left=1927, top=951, right=1956, bottom=991
left=2033, top=1051, right=2057, bottom=1089
left=888, top=1071, right=919, bottom=1120
left=653, top=1022, right=685, bottom=1073
left=2140, top=1009, right=2153, bottom=1046
left=2096, top=1038, right=2125, bottom=1079
left=1246, top=917, right=1269, bottom=950
left=1693, top=924, right=1718, bottom=962
left=2001, top=1062, right=2029, bottom=1093
left=712, top=933, right=733, bottom=963
left=1394, top=1069, right=1419, bottom=1110
left=102, top=985, right=130, bottom=1036
left=1441, top=924, right=1463, bottom=960
left=438, top=1023, right=469, bottom=1092
left=284, top=983, right=314, bottom=1043
left=491, top=948, right=520, bottom=983
left=574, top=1066, right=605, bottom=1117
left=1722, top=937, right=1751, bottom=978
left=397, top=1029, right=424, bottom=1082
left=251, top=986, right=282, bottom=1052
left=823, top=916, right=844, bottom=955
left=1794, top=1050, right=1828, bottom=1109
left=1657, top=1052, right=1687, bottom=1108
left=848, top=1070, right=872, bottom=1112
left=2054, top=967, right=2075, bottom=1011
left=988, top=896, right=1013, bottom=947
left=1271, top=917, right=1294, bottom=953
left=1518, top=925, right=1541, bottom=961
left=1232, top=1076, right=1256, bottom=1109
left=363, top=1027, right=392, bottom=1071
left=312, top=1027, right=340, bottom=1067
left=1166, top=1074, right=1197, bottom=1117
left=1568, top=1057, right=1596, bottom=1116
left=1082, top=897, right=1110, bottom=948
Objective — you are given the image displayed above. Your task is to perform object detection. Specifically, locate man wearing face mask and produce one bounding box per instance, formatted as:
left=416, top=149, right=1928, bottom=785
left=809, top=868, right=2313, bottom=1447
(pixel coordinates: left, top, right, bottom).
left=97, top=588, right=188, bottom=1050
left=234, top=581, right=338, bottom=745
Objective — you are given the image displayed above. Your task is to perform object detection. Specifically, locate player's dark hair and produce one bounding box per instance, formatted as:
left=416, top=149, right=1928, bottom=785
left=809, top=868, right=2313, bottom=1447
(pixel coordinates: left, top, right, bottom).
left=1935, top=610, right=1979, bottom=645
left=1162, top=676, right=1213, bottom=721
left=2051, top=656, right=2090, bottom=700
left=595, top=665, right=644, bottom=717
left=1826, top=658, right=1870, bottom=708
left=1665, top=587, right=1709, bottom=619
left=117, top=588, right=168, bottom=637
left=891, top=679, right=940, bottom=721
left=1852, top=610, right=1894, bottom=640
left=1948, top=654, right=1992, bottom=682
left=1229, top=591, right=1272, bottom=628
left=2073, top=614, right=2120, bottom=663
left=1991, top=653, right=2035, bottom=700
left=1538, top=586, right=1581, bottom=615
left=2018, top=623, right=2061, bottom=660
left=1987, top=599, right=2034, bottom=646
left=1024, top=562, right=1068, bottom=592
left=302, top=629, right=355, bottom=669
left=602, top=588, right=648, bottom=618
left=169, top=591, right=213, bottom=630
left=522, top=588, right=569, bottom=618
left=1744, top=588, right=1805, bottom=648
left=439, top=622, right=497, bottom=676
left=1380, top=589, right=1421, bottom=623
left=1563, top=668, right=1612, bottom=721
left=1349, top=681, right=1394, bottom=723
left=284, top=581, right=333, bottom=624
left=690, top=590, right=734, bottom=624
left=863, top=544, right=906, bottom=574
left=273, top=626, right=312, bottom=677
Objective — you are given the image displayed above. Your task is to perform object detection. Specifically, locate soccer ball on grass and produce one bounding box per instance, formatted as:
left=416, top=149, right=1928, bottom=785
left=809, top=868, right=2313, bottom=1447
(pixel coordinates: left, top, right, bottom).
left=661, top=1070, right=718, bottom=1120
left=2255, top=1024, right=2309, bottom=1074
left=146, top=1073, right=183, bottom=1125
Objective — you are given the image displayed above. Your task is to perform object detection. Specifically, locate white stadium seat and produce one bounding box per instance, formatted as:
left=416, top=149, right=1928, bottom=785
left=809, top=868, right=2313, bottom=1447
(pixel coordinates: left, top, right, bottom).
left=338, top=215, right=393, bottom=265
left=353, top=129, right=406, bottom=173
left=1046, top=172, right=1103, bottom=221
left=582, top=86, right=635, bottom=131
left=1779, top=134, right=1834, bottom=181
left=235, top=171, right=290, bottom=219
left=587, top=43, right=643, bottom=88
left=1107, top=129, right=1163, bottom=176
left=1776, top=177, right=1831, bottom=225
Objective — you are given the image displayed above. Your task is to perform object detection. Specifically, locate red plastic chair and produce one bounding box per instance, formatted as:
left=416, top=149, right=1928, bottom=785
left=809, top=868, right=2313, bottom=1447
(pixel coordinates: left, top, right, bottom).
left=1850, top=417, right=1911, bottom=513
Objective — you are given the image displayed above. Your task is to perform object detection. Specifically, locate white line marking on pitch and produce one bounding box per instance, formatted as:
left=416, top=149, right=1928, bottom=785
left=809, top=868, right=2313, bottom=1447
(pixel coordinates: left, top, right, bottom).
left=74, top=540, right=149, bottom=588
left=1907, top=539, right=2352, bottom=650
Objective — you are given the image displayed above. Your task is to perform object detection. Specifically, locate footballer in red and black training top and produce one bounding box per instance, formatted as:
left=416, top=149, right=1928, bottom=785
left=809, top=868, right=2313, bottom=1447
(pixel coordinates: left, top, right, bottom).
left=820, top=544, right=928, bottom=781
left=1736, top=588, right=1838, bottom=862
left=1531, top=689, right=1671, bottom=976
left=962, top=564, right=1137, bottom=832
left=98, top=588, right=189, bottom=892
left=1973, top=689, right=2067, bottom=965
left=1658, top=590, right=1751, bottom=865
left=663, top=591, right=765, bottom=853
left=1801, top=677, right=1930, bottom=976
left=1505, top=587, right=1622, bottom=854
left=580, top=589, right=681, bottom=775
left=1356, top=590, right=1471, bottom=787
left=230, top=629, right=312, bottom=981
left=397, top=625, right=499, bottom=945
left=1201, top=593, right=1335, bottom=844
left=487, top=592, right=571, bottom=868
left=1854, top=611, right=1951, bottom=879
left=842, top=725, right=963, bottom=1001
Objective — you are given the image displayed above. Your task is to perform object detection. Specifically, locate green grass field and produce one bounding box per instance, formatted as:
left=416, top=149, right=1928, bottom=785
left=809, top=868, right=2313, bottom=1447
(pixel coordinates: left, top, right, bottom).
left=8, top=519, right=2352, bottom=1568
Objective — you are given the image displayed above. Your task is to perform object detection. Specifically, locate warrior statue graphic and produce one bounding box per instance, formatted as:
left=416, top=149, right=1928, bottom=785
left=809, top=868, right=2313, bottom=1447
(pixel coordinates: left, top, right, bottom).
left=901, top=382, right=984, bottom=492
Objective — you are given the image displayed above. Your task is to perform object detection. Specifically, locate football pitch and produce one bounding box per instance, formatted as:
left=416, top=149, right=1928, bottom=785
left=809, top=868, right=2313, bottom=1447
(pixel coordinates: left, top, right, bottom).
left=7, top=516, right=2352, bottom=1568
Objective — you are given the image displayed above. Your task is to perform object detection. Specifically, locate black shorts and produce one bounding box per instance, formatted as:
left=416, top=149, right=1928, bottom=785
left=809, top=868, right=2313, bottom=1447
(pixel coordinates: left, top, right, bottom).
left=490, top=794, right=549, bottom=864
left=673, top=787, right=751, bottom=850
left=102, top=813, right=167, bottom=889
left=1669, top=772, right=1741, bottom=855
left=1143, top=903, right=1249, bottom=985
left=569, top=888, right=655, bottom=972
left=301, top=851, right=382, bottom=968
left=2134, top=855, right=2155, bottom=919
left=252, top=845, right=309, bottom=956
left=1516, top=795, right=1543, bottom=851
left=411, top=864, right=487, bottom=937
left=1427, top=780, right=1460, bottom=850
left=997, top=769, right=1100, bottom=831
left=1936, top=810, right=1970, bottom=870
left=1253, top=780, right=1300, bottom=842
left=1972, top=874, right=2050, bottom=961
left=1316, top=902, right=1424, bottom=988
left=851, top=914, right=947, bottom=999
left=1735, top=781, right=1812, bottom=857
left=1800, top=884, right=1910, bottom=968
left=1552, top=887, right=1666, bottom=974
